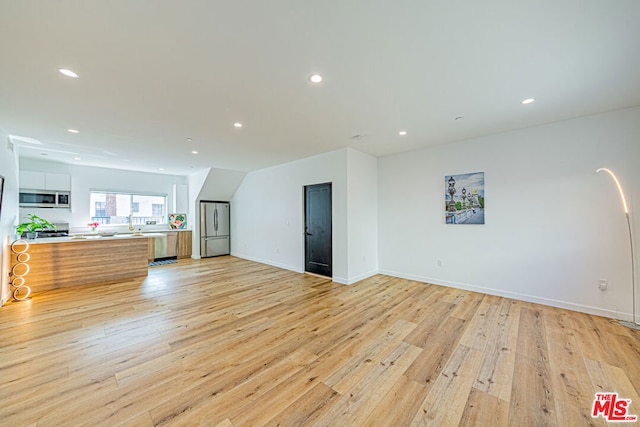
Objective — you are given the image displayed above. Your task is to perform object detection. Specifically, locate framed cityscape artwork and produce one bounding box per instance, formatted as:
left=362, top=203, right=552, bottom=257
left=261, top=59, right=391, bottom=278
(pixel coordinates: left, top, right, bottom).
left=445, top=172, right=485, bottom=224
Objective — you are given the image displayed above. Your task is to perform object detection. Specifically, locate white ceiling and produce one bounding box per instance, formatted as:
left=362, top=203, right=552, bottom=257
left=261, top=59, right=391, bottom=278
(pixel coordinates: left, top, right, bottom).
left=1, top=1, right=640, bottom=176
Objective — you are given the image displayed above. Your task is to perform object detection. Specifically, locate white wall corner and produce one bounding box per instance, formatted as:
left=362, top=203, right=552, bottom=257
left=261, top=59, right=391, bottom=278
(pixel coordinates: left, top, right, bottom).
left=346, top=147, right=379, bottom=284
left=187, top=167, right=211, bottom=257
left=0, top=132, right=20, bottom=306
left=230, top=149, right=348, bottom=280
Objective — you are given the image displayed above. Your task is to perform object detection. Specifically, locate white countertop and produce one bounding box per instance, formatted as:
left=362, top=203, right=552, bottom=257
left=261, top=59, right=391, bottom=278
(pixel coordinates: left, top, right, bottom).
left=26, top=232, right=167, bottom=245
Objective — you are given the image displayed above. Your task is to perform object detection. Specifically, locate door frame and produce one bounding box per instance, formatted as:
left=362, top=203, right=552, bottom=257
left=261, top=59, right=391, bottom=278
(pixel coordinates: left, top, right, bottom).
left=303, top=182, right=332, bottom=278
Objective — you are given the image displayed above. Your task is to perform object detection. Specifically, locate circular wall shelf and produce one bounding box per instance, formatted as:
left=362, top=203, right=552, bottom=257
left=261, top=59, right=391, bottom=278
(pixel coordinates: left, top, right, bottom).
left=10, top=239, right=31, bottom=301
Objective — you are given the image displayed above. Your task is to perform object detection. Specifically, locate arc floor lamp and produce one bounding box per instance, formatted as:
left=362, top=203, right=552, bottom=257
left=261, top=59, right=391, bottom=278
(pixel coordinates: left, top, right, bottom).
left=596, top=168, right=638, bottom=329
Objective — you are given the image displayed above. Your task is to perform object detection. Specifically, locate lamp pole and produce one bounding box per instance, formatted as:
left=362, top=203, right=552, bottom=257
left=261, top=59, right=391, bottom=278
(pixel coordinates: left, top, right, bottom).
left=624, top=211, right=637, bottom=328
left=597, top=168, right=638, bottom=329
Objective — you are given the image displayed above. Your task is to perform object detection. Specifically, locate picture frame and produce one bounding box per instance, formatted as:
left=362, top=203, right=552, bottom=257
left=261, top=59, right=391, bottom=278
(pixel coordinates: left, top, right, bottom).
left=445, top=172, right=485, bottom=224
left=168, top=213, right=187, bottom=229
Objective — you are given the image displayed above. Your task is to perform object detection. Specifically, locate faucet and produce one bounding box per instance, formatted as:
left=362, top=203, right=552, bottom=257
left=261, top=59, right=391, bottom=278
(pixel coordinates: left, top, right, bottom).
left=128, top=214, right=134, bottom=231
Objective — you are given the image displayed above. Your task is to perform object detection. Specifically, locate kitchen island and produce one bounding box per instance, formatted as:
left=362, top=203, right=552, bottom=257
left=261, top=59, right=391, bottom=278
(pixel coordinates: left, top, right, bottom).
left=9, top=233, right=166, bottom=294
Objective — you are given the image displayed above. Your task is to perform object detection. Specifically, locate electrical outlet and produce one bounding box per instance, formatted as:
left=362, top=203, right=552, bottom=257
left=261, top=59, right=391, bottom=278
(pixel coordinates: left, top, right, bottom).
left=437, top=259, right=443, bottom=268
left=598, top=279, right=608, bottom=291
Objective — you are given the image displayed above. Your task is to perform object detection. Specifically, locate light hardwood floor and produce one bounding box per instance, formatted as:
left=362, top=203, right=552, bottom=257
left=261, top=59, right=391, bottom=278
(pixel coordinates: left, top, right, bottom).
left=2, top=256, right=640, bottom=426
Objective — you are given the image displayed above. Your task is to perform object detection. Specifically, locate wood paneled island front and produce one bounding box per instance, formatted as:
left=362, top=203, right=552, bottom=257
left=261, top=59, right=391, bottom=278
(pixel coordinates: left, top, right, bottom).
left=9, top=234, right=164, bottom=294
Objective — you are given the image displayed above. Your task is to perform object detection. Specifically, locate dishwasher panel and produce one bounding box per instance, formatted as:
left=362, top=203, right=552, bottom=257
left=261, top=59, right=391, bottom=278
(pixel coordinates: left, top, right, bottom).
left=154, top=232, right=178, bottom=259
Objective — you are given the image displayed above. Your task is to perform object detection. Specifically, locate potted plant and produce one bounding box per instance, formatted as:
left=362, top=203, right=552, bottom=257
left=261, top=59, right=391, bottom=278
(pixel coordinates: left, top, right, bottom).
left=16, top=214, right=57, bottom=239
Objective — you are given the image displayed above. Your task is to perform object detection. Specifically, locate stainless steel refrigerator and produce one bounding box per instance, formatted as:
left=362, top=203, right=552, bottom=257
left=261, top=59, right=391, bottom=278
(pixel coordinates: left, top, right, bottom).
left=200, top=201, right=230, bottom=257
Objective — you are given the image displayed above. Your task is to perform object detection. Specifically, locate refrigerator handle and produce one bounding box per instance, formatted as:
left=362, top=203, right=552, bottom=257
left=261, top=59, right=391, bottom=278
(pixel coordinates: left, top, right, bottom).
left=201, top=203, right=206, bottom=235
left=214, top=207, right=218, bottom=232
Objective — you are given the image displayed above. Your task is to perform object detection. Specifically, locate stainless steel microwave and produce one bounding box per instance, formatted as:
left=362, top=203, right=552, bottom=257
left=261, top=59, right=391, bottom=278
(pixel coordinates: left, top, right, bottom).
left=19, top=189, right=70, bottom=208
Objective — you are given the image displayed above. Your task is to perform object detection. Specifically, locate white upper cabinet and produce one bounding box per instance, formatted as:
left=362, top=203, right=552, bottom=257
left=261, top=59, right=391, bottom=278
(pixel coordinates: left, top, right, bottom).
left=19, top=171, right=71, bottom=191
left=19, top=171, right=45, bottom=189
left=44, top=173, right=71, bottom=191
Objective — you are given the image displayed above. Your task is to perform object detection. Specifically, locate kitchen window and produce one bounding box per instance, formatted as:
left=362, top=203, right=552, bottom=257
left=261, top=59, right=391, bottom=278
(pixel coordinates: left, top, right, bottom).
left=90, top=191, right=166, bottom=226
left=152, top=204, right=163, bottom=217
left=94, top=201, right=107, bottom=217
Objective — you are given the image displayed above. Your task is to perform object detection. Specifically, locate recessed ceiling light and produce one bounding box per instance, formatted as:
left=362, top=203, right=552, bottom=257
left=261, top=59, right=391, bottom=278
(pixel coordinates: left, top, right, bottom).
left=521, top=98, right=535, bottom=105
left=73, top=157, right=81, bottom=161
left=309, top=74, right=323, bottom=83
left=234, top=122, right=243, bottom=128
left=59, top=68, right=79, bottom=78
left=67, top=128, right=79, bottom=134
left=186, top=138, right=193, bottom=142
left=399, top=131, right=407, bottom=136
left=191, top=150, right=198, bottom=154
left=159, top=168, right=164, bottom=171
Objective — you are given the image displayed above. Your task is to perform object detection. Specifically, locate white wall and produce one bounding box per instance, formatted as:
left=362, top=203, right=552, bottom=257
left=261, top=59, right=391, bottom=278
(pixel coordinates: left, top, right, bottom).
left=198, top=168, right=247, bottom=203
left=347, top=148, right=378, bottom=282
left=231, top=148, right=379, bottom=285
left=188, top=168, right=211, bottom=258
left=231, top=149, right=349, bottom=282
left=0, top=134, right=20, bottom=305
left=19, top=158, right=188, bottom=232
left=378, top=106, right=640, bottom=320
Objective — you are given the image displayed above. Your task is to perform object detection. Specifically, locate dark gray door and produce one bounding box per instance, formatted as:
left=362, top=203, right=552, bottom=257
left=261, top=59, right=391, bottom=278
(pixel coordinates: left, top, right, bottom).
left=304, top=183, right=332, bottom=277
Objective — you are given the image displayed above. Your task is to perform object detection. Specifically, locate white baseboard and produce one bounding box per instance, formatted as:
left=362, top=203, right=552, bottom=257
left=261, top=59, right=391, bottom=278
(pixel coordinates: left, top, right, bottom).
left=219, top=257, right=622, bottom=320
left=230, top=252, right=303, bottom=274
left=378, top=269, right=627, bottom=321
left=229, top=253, right=376, bottom=285
left=332, top=276, right=348, bottom=285
left=1, top=289, right=10, bottom=306
left=343, top=270, right=378, bottom=285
